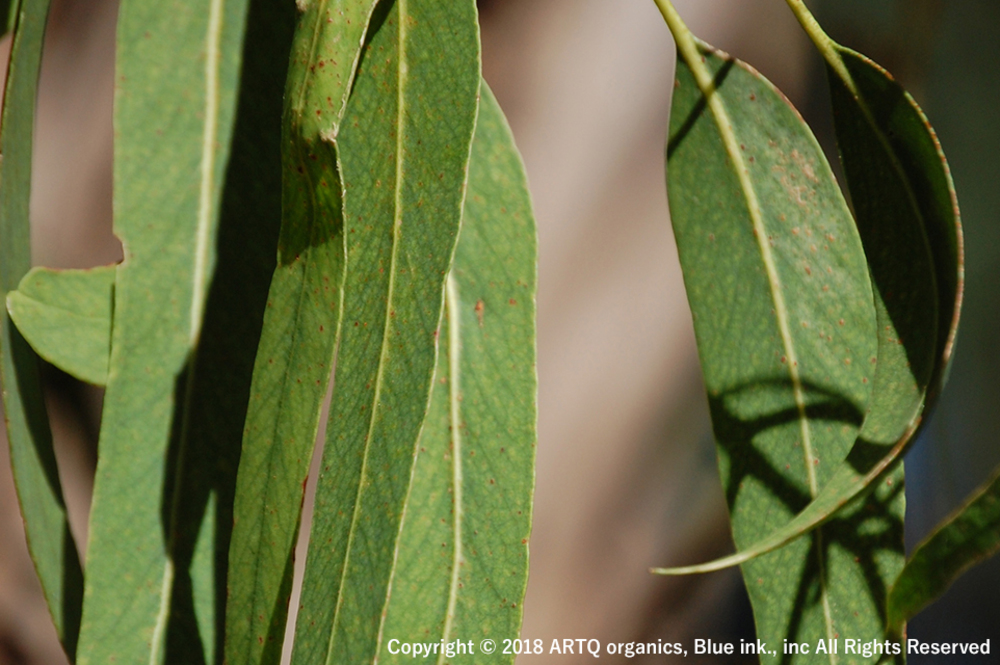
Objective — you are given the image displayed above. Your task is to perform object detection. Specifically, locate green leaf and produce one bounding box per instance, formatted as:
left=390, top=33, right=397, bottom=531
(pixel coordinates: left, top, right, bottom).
left=224, top=3, right=379, bottom=664
left=887, top=466, right=1000, bottom=632
left=829, top=49, right=961, bottom=411
left=0, top=0, right=84, bottom=656
left=74, top=0, right=289, bottom=662
left=290, top=0, right=481, bottom=662
left=7, top=266, right=115, bottom=386
left=786, top=0, right=961, bottom=412
left=375, top=82, right=536, bottom=663
left=654, top=1, right=902, bottom=653
left=663, top=3, right=964, bottom=591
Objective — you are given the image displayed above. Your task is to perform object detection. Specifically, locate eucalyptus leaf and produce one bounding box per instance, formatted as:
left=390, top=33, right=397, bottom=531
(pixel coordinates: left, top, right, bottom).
left=225, top=2, right=378, bottom=663
left=376, top=82, right=536, bottom=663
left=654, top=0, right=904, bottom=652
left=665, top=1, right=965, bottom=589
left=887, top=466, right=1000, bottom=633
left=290, top=0, right=481, bottom=662
left=75, top=0, right=283, bottom=662
left=0, top=0, right=84, bottom=657
left=7, top=266, right=114, bottom=386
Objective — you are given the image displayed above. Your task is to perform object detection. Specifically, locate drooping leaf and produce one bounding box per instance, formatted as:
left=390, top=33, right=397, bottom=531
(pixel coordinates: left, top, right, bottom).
left=654, top=1, right=902, bottom=654
left=290, top=0, right=481, bottom=662
left=224, top=3, right=378, bottom=664
left=0, top=0, right=84, bottom=657
left=887, top=466, right=1000, bottom=633
left=375, top=82, right=535, bottom=663
left=665, top=2, right=964, bottom=587
left=786, top=0, right=961, bottom=412
left=829, top=50, right=961, bottom=409
left=7, top=266, right=114, bottom=386
left=74, top=0, right=290, bottom=662
left=164, top=1, right=298, bottom=662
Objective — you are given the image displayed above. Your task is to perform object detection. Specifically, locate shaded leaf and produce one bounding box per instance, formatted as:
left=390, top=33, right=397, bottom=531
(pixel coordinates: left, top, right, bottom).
left=887, top=466, right=1000, bottom=632
left=74, top=0, right=287, bottom=662
left=666, top=3, right=964, bottom=594
left=654, top=1, right=900, bottom=654
left=224, top=2, right=378, bottom=664
left=164, top=0, right=298, bottom=662
left=0, top=0, right=83, bottom=656
left=376, top=82, right=536, bottom=663
left=290, top=0, right=481, bottom=662
left=7, top=266, right=114, bottom=386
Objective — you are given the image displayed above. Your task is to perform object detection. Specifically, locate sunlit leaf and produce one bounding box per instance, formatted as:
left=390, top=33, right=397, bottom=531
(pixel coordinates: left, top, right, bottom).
left=75, top=0, right=293, bottom=662
left=7, top=266, right=114, bottom=386
left=653, top=1, right=904, bottom=652
left=666, top=4, right=964, bottom=603
left=376, top=82, right=536, bottom=663
left=290, top=0, right=481, bottom=662
left=224, top=3, right=378, bottom=664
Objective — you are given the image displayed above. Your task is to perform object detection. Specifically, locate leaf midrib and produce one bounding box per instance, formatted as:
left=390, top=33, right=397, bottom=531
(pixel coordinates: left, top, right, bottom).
left=325, top=2, right=409, bottom=662
left=148, top=0, right=225, bottom=660
left=658, top=2, right=837, bottom=656
left=436, top=274, right=464, bottom=665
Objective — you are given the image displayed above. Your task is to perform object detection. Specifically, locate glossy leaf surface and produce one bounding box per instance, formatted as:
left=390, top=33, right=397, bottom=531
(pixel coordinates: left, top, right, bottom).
left=291, top=0, right=481, bottom=662
left=376, top=83, right=536, bottom=663
left=7, top=266, right=114, bottom=386
left=0, top=0, right=83, bottom=656
left=224, top=2, right=378, bottom=663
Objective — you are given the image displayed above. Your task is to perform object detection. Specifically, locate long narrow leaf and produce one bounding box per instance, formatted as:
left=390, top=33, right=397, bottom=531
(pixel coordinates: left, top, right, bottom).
left=665, top=1, right=964, bottom=587
left=653, top=2, right=902, bottom=655
left=224, top=2, right=379, bottom=664
left=375, top=82, right=536, bottom=663
left=0, top=0, right=83, bottom=656
left=887, top=467, right=1000, bottom=632
left=76, top=0, right=277, bottom=662
left=291, top=1, right=481, bottom=662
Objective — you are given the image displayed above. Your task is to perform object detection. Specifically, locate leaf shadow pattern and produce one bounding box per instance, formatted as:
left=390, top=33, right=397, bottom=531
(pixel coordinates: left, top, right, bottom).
left=708, top=379, right=905, bottom=652
left=9, top=326, right=84, bottom=658
left=156, top=0, right=296, bottom=662
left=667, top=56, right=734, bottom=160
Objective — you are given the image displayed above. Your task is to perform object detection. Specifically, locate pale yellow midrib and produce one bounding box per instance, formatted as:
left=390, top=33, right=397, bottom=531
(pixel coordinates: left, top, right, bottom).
left=654, top=1, right=836, bottom=659
left=149, top=0, right=225, bottom=661
left=325, top=2, right=408, bottom=664
left=436, top=275, right=464, bottom=665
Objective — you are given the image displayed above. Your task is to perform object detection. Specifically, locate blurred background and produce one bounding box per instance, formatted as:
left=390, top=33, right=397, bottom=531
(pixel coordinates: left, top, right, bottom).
left=0, top=0, right=997, bottom=662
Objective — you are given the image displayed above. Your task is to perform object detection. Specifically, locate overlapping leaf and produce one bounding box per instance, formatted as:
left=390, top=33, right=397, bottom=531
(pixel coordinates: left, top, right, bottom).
left=224, top=3, right=378, bottom=664
left=7, top=266, right=114, bottom=386
left=655, top=0, right=907, bottom=654
left=290, top=0, right=481, bottom=662
left=75, top=0, right=293, bottom=662
left=662, top=1, right=963, bottom=592
left=887, top=468, right=1000, bottom=634
left=0, top=0, right=83, bottom=656
left=375, top=83, right=536, bottom=663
